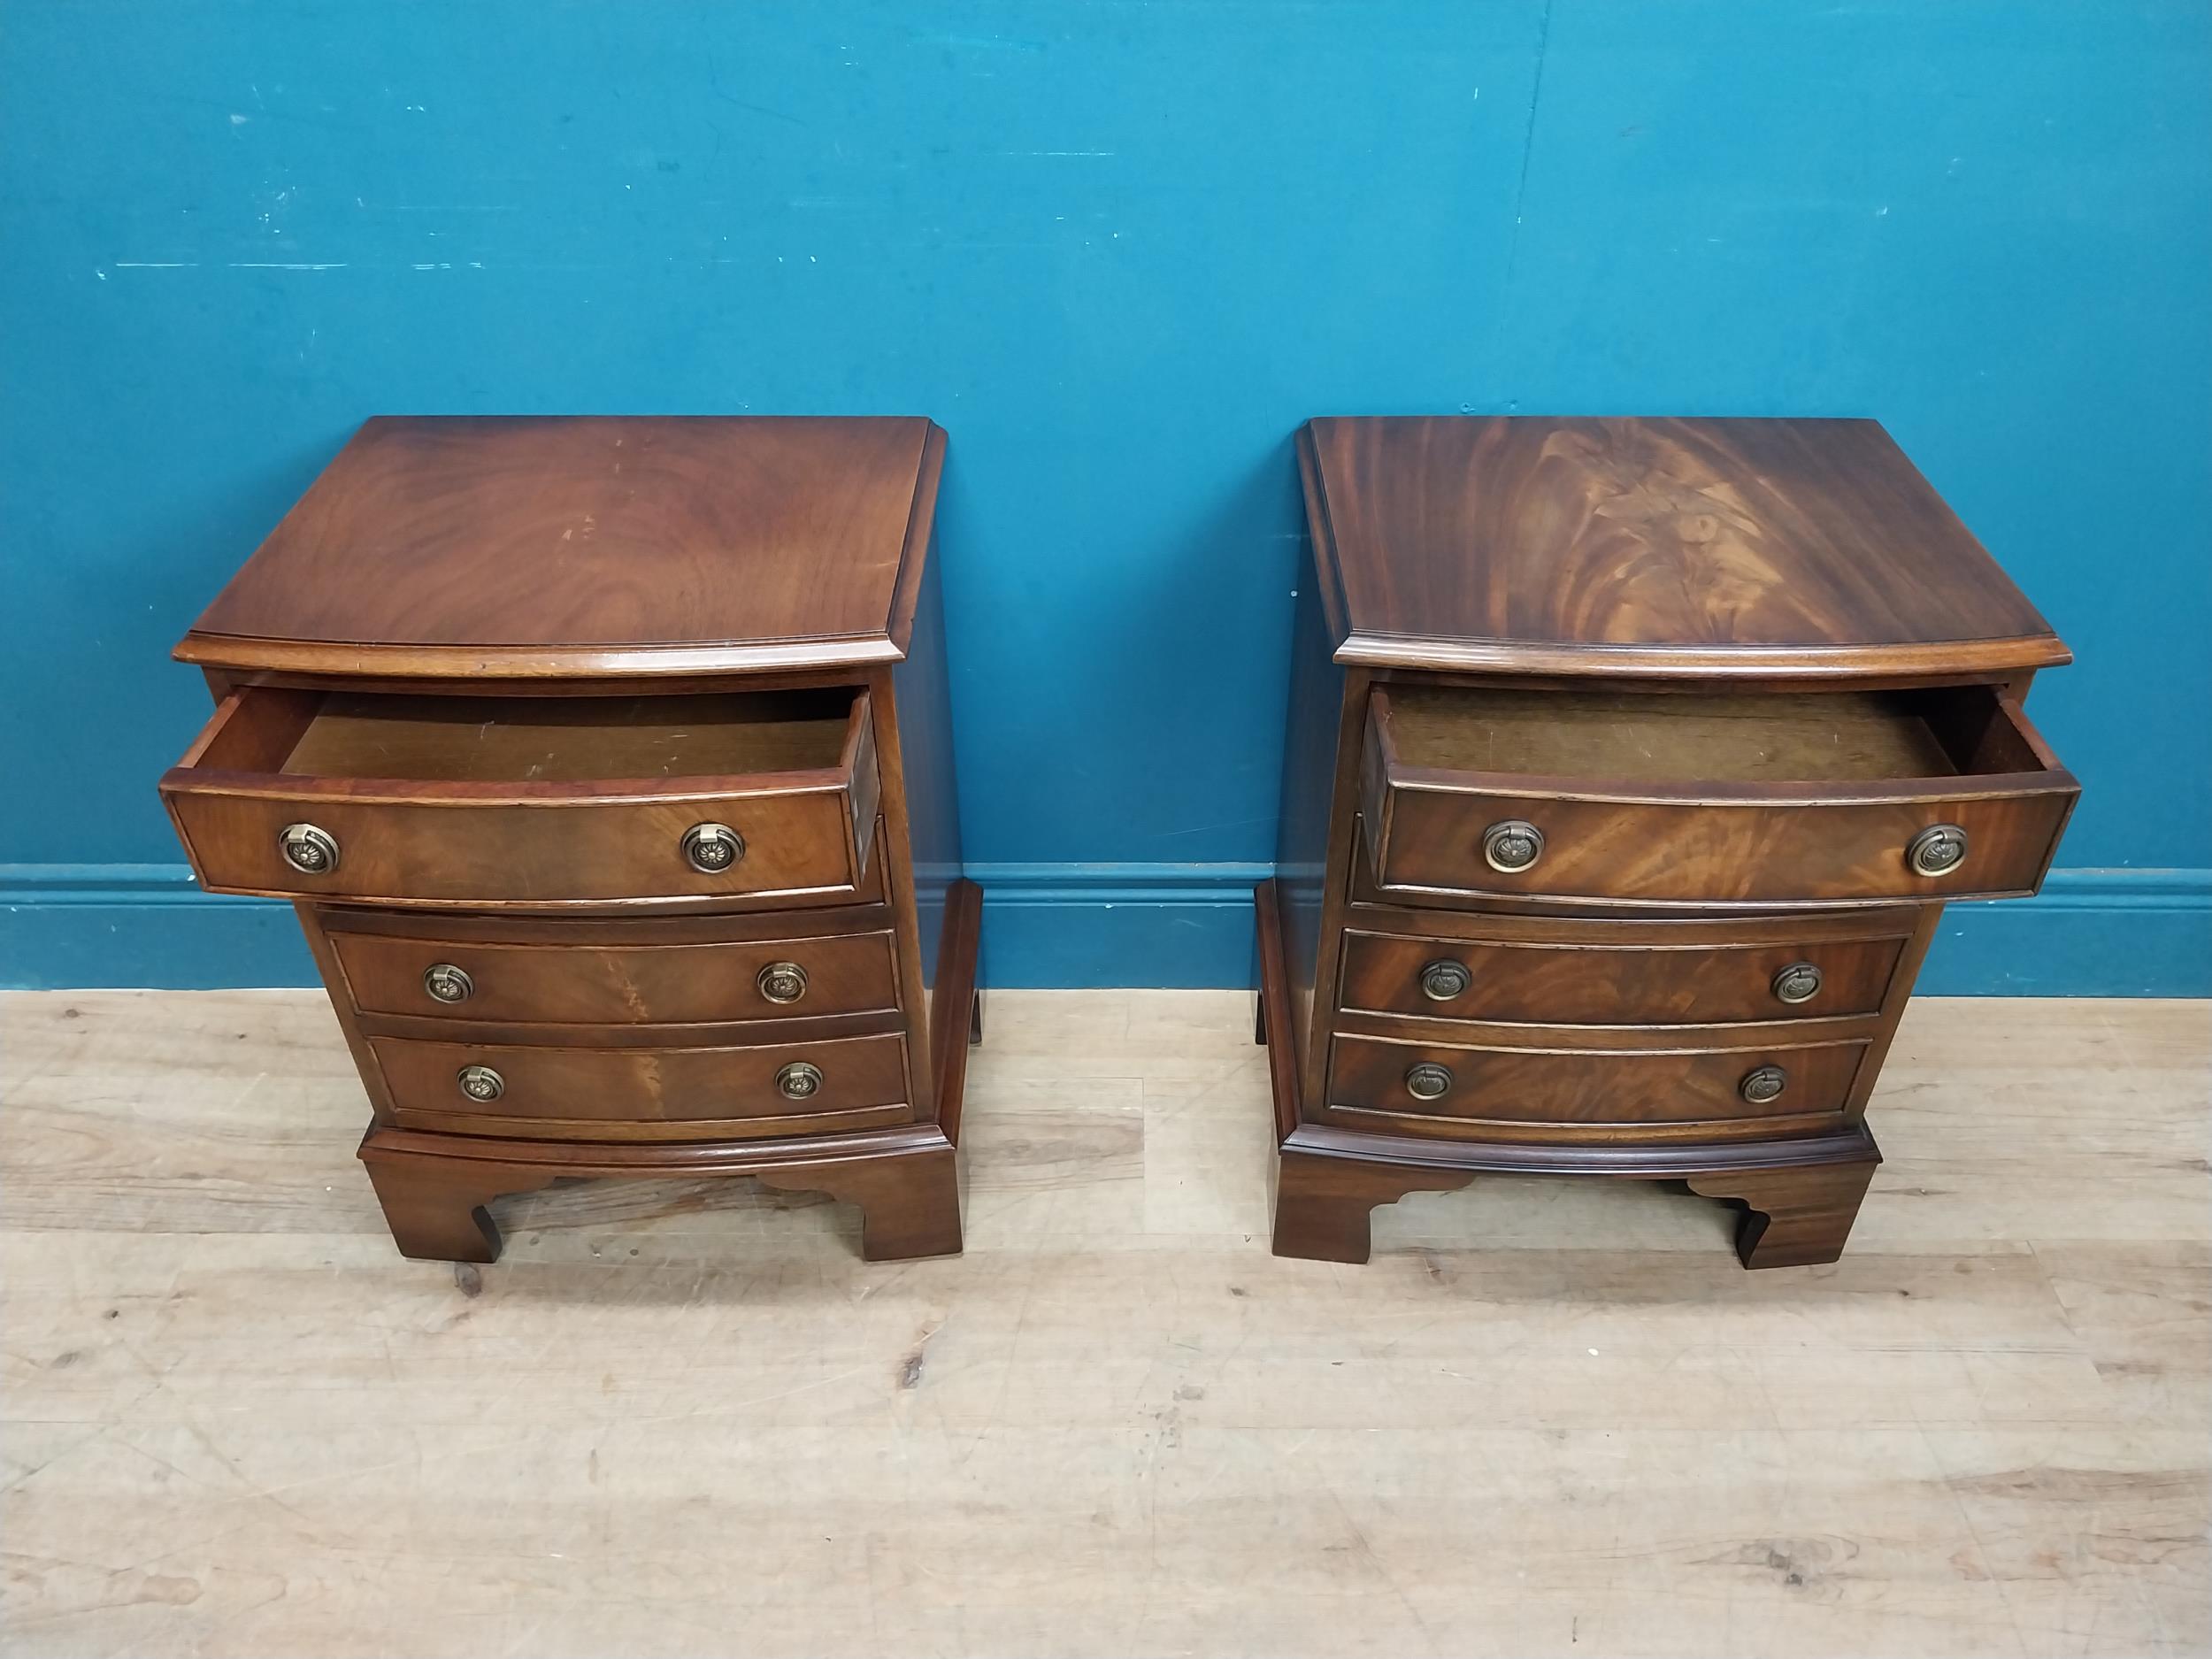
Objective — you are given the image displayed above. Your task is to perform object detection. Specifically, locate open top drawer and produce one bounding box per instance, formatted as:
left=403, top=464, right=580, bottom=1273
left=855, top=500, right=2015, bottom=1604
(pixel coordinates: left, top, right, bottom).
left=160, top=686, right=879, bottom=907
left=1360, top=682, right=2078, bottom=908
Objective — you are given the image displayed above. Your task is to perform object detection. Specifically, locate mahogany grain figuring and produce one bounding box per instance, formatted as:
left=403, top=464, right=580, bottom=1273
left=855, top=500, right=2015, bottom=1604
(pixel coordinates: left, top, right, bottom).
left=1361, top=682, right=2077, bottom=909
left=180, top=417, right=942, bottom=679
left=1324, top=1033, right=1867, bottom=1130
left=1303, top=417, right=2069, bottom=679
left=1365, top=781, right=2076, bottom=909
left=1335, top=929, right=1907, bottom=1025
left=371, top=1031, right=913, bottom=1128
left=1266, top=415, right=2077, bottom=1269
left=330, top=927, right=902, bottom=1025
left=165, top=780, right=875, bottom=908
left=162, top=416, right=976, bottom=1263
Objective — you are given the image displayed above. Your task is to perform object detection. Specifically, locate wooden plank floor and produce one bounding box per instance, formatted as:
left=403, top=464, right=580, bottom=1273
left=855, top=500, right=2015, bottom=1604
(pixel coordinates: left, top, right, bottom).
left=2, top=989, right=2205, bottom=1658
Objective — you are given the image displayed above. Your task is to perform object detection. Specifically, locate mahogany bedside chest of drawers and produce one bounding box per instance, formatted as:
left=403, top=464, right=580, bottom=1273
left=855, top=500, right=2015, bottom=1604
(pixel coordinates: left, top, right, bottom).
left=158, top=416, right=979, bottom=1263
left=1256, top=416, right=2078, bottom=1268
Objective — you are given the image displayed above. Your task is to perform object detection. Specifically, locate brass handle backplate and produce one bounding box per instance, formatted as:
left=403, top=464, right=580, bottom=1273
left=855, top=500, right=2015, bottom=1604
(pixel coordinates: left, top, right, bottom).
left=680, top=822, right=744, bottom=874
left=1418, top=959, right=1471, bottom=1002
left=776, top=1061, right=825, bottom=1101
left=1404, top=1062, right=1455, bottom=1101
left=1739, top=1064, right=1787, bottom=1105
left=1481, top=819, right=1545, bottom=874
left=757, top=961, right=809, bottom=1005
left=278, top=822, right=340, bottom=876
left=457, top=1064, right=505, bottom=1102
left=1906, top=823, right=1969, bottom=878
left=423, top=963, right=474, bottom=1004
left=1770, top=962, right=1823, bottom=1006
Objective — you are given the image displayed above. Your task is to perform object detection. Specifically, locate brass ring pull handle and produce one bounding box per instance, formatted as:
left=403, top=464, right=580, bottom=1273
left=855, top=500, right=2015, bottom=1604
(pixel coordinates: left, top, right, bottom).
left=776, top=1061, right=825, bottom=1101
left=423, top=963, right=474, bottom=1004
left=1739, top=1064, right=1787, bottom=1105
left=1404, top=1062, right=1455, bottom=1101
left=680, top=822, right=744, bottom=873
left=1905, top=824, right=1969, bottom=878
left=1481, top=819, right=1545, bottom=873
left=278, top=822, right=340, bottom=875
left=1418, top=959, right=1472, bottom=1002
left=1770, top=962, right=1823, bottom=1006
left=757, top=962, right=809, bottom=1005
left=456, top=1064, right=505, bottom=1102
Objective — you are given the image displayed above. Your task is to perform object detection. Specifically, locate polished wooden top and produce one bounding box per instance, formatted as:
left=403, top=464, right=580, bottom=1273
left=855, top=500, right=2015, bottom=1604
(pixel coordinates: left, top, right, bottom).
left=177, top=417, right=945, bottom=679
left=1300, top=416, right=2068, bottom=680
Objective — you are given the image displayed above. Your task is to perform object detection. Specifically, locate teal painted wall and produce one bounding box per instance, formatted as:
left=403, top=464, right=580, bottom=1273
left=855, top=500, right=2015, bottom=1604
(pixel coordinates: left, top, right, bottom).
left=4, top=3, right=2207, bottom=991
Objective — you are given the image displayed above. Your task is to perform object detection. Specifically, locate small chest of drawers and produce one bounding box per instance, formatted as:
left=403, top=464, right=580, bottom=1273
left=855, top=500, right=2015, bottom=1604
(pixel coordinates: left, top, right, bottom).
left=160, top=416, right=979, bottom=1263
left=1258, top=416, right=2078, bottom=1268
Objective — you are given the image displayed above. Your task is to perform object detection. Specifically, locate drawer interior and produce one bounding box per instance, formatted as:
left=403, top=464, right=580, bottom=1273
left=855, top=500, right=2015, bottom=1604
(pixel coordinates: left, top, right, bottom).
left=1381, top=684, right=2044, bottom=785
left=204, top=687, right=859, bottom=785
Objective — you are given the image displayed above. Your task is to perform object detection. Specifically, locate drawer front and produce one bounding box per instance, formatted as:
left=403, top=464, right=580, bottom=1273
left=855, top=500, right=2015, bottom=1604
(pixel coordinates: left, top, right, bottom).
left=1362, top=684, right=2078, bottom=908
left=159, top=686, right=879, bottom=907
left=1369, top=789, right=2072, bottom=908
left=171, top=791, right=869, bottom=907
left=370, top=1032, right=911, bottom=1141
left=1325, top=1033, right=1865, bottom=1136
left=333, top=929, right=900, bottom=1025
left=1340, top=929, right=1905, bottom=1025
